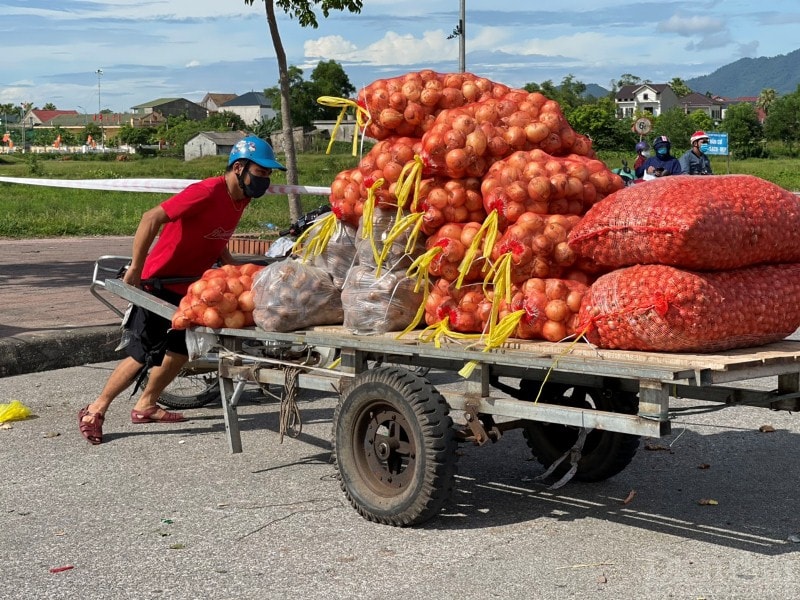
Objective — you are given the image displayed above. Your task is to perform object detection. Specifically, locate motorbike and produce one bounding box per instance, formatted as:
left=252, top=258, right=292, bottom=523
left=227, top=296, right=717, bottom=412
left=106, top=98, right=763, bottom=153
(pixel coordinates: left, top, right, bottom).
left=612, top=159, right=636, bottom=186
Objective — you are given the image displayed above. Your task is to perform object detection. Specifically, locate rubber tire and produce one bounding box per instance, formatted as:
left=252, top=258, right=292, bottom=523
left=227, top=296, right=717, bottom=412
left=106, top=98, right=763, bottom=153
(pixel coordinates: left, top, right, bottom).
left=332, top=366, right=457, bottom=526
left=151, top=368, right=221, bottom=410
left=520, top=381, right=640, bottom=482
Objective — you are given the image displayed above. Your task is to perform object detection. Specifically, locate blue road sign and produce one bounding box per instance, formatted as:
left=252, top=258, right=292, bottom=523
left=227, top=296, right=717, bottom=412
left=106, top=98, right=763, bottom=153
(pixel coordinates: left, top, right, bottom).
left=706, top=132, right=729, bottom=156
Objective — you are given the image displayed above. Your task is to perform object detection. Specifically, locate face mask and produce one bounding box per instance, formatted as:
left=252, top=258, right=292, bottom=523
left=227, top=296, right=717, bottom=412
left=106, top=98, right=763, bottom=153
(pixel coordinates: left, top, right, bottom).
left=699, top=143, right=710, bottom=153
left=640, top=150, right=650, bottom=158
left=237, top=165, right=271, bottom=199
left=656, top=146, right=668, bottom=157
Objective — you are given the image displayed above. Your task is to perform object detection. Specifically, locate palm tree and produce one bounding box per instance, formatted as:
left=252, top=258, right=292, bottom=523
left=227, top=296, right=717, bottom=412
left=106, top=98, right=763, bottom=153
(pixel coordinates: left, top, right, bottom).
left=757, top=88, right=777, bottom=117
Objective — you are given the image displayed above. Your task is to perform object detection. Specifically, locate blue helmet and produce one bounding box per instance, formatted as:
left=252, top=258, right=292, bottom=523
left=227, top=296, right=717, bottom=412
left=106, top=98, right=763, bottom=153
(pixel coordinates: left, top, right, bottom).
left=228, top=135, right=286, bottom=171
left=635, top=141, right=649, bottom=152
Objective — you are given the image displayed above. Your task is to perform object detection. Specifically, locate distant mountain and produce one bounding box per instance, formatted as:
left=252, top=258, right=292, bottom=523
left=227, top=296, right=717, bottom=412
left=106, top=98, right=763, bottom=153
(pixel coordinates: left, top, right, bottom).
left=582, top=83, right=610, bottom=99
left=686, top=48, right=800, bottom=98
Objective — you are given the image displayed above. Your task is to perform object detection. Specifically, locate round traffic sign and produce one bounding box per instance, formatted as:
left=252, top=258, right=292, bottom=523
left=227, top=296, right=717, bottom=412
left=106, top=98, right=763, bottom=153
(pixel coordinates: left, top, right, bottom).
left=634, top=117, right=652, bottom=135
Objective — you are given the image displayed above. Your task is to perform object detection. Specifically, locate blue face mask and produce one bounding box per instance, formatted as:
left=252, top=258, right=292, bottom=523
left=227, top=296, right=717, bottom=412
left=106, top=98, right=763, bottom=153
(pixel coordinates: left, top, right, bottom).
left=656, top=146, right=668, bottom=157
left=699, top=143, right=710, bottom=153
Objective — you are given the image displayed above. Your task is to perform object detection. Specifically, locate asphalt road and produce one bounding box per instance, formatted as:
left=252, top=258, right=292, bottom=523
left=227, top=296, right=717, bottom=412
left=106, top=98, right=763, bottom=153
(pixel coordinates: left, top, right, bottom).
left=2, top=362, right=800, bottom=599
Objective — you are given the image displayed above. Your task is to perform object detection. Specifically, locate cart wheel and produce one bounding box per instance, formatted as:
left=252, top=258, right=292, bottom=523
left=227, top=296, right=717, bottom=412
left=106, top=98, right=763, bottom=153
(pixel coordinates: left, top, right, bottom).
left=332, top=367, right=457, bottom=526
left=151, top=367, right=221, bottom=410
left=520, top=382, right=640, bottom=482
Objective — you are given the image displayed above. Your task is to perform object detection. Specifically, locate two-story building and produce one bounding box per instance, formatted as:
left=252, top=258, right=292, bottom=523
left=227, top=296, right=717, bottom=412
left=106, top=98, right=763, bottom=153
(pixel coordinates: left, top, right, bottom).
left=615, top=84, right=680, bottom=118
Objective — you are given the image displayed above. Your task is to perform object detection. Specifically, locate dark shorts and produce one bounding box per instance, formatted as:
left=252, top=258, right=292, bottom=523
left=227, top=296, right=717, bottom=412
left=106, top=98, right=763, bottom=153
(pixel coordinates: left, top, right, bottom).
left=124, top=287, right=188, bottom=366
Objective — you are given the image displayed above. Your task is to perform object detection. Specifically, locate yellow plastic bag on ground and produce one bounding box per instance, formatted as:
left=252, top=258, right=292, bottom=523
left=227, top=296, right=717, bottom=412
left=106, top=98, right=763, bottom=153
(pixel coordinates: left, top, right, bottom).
left=0, top=400, right=32, bottom=423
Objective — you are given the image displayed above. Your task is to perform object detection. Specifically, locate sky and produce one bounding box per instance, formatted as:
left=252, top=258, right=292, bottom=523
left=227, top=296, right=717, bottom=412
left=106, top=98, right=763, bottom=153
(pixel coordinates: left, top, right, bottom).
left=1, top=0, right=799, bottom=115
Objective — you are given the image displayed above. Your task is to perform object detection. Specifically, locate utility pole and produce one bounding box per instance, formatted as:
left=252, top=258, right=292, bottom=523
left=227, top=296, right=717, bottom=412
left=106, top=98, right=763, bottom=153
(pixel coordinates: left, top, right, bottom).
left=447, top=0, right=466, bottom=72
left=96, top=69, right=104, bottom=147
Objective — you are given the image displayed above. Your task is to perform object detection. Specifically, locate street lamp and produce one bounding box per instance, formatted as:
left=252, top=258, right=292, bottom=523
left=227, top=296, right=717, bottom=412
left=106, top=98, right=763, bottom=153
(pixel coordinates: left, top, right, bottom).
left=96, top=68, right=104, bottom=147
left=447, top=0, right=466, bottom=72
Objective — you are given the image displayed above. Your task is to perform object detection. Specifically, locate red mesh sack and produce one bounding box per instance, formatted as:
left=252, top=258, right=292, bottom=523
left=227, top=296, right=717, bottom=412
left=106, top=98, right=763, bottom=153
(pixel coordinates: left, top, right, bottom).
left=329, top=168, right=366, bottom=227
left=416, top=177, right=486, bottom=235
left=425, top=222, right=487, bottom=283
left=357, top=136, right=422, bottom=207
left=578, top=263, right=800, bottom=352
left=490, top=213, right=582, bottom=282
left=481, top=149, right=624, bottom=229
left=568, top=175, right=800, bottom=270
left=424, top=277, right=489, bottom=333
left=419, top=90, right=594, bottom=180
left=357, top=70, right=508, bottom=141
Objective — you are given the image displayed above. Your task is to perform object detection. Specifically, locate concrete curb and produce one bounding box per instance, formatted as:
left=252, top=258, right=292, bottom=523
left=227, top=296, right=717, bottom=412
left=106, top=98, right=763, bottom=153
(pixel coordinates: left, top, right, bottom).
left=0, top=326, right=123, bottom=378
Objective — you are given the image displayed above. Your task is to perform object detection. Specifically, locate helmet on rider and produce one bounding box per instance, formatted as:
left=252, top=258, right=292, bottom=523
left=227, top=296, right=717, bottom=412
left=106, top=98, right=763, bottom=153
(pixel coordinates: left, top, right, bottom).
left=635, top=141, right=649, bottom=153
left=228, top=135, right=286, bottom=171
left=690, top=130, right=709, bottom=145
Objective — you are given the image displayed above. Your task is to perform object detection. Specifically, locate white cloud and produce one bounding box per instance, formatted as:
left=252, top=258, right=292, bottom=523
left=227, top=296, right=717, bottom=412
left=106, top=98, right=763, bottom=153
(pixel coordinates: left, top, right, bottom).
left=304, top=35, right=358, bottom=59
left=657, top=14, right=726, bottom=36
left=186, top=60, right=201, bottom=68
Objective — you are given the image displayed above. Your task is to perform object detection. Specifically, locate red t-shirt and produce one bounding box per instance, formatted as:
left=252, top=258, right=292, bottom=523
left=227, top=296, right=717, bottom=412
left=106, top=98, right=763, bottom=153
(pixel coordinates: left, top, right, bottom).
left=142, top=176, right=249, bottom=294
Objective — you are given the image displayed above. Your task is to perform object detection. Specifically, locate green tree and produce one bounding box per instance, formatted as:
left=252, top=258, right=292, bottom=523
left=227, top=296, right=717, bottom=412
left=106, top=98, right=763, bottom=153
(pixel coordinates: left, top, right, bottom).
left=764, top=87, right=800, bottom=156
left=567, top=97, right=627, bottom=150
left=310, top=60, right=356, bottom=119
left=687, top=110, right=714, bottom=133
left=42, top=102, right=57, bottom=110
left=264, top=65, right=320, bottom=129
left=721, top=102, right=764, bottom=158
left=669, top=77, right=692, bottom=98
left=244, top=0, right=364, bottom=221
left=610, top=74, right=644, bottom=92
left=205, top=110, right=247, bottom=131
left=117, top=123, right=152, bottom=146
left=652, top=107, right=693, bottom=151
left=756, top=88, right=777, bottom=117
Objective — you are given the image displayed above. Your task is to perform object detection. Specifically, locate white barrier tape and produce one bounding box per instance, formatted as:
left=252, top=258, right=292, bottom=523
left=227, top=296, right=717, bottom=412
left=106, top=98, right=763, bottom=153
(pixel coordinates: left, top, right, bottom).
left=0, top=176, right=331, bottom=196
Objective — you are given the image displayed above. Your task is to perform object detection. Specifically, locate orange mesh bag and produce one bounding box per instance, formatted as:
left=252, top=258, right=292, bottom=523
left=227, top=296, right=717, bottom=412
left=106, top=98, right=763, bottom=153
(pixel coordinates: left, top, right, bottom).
left=481, top=149, right=624, bottom=229
left=416, top=176, right=486, bottom=235
left=490, top=213, right=582, bottom=282
left=357, top=70, right=507, bottom=141
left=425, top=222, right=487, bottom=283
left=424, top=277, right=489, bottom=333
left=568, top=175, right=800, bottom=270
left=514, top=277, right=590, bottom=342
left=329, top=168, right=366, bottom=227
left=578, top=263, right=800, bottom=352
left=357, top=137, right=422, bottom=207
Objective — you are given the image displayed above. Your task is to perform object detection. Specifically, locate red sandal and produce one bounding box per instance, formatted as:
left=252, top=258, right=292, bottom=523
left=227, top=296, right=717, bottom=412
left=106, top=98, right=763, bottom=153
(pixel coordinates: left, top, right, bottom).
left=78, top=406, right=104, bottom=445
left=130, top=406, right=187, bottom=424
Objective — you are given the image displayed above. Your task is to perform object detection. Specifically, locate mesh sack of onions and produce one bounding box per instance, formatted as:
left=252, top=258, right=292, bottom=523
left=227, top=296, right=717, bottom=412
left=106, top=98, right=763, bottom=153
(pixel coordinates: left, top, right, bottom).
left=424, top=277, right=490, bottom=333
left=490, top=213, right=582, bottom=282
left=357, top=70, right=509, bottom=141
left=424, top=222, right=487, bottom=284
left=481, top=150, right=624, bottom=229
left=508, top=277, right=590, bottom=342
left=578, top=263, right=800, bottom=352
left=357, top=136, right=422, bottom=207
left=171, top=263, right=264, bottom=330
left=251, top=259, right=343, bottom=332
left=568, top=174, right=800, bottom=270
left=329, top=168, right=366, bottom=227
left=312, top=219, right=358, bottom=290
left=355, top=205, right=425, bottom=272
left=341, top=265, right=425, bottom=335
left=416, top=176, right=486, bottom=235
left=419, top=89, right=594, bottom=180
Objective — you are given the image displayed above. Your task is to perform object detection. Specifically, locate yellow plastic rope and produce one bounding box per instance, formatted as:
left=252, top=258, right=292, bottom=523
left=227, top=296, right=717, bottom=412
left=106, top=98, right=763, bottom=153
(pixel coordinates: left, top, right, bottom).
left=376, top=211, right=423, bottom=276
left=361, top=179, right=384, bottom=265
left=294, top=212, right=338, bottom=261
left=458, top=309, right=526, bottom=378
left=405, top=245, right=443, bottom=292
left=316, top=96, right=371, bottom=156
left=455, top=210, right=499, bottom=289
left=481, top=252, right=514, bottom=332
left=398, top=270, right=430, bottom=339
left=394, top=155, right=424, bottom=212
left=418, top=316, right=482, bottom=349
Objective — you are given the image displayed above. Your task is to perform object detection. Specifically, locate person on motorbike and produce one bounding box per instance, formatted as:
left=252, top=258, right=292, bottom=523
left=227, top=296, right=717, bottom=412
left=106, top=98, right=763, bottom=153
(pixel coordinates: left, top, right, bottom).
left=679, top=130, right=713, bottom=175
left=640, top=135, right=682, bottom=179
left=633, top=141, right=650, bottom=179
left=78, top=135, right=286, bottom=445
